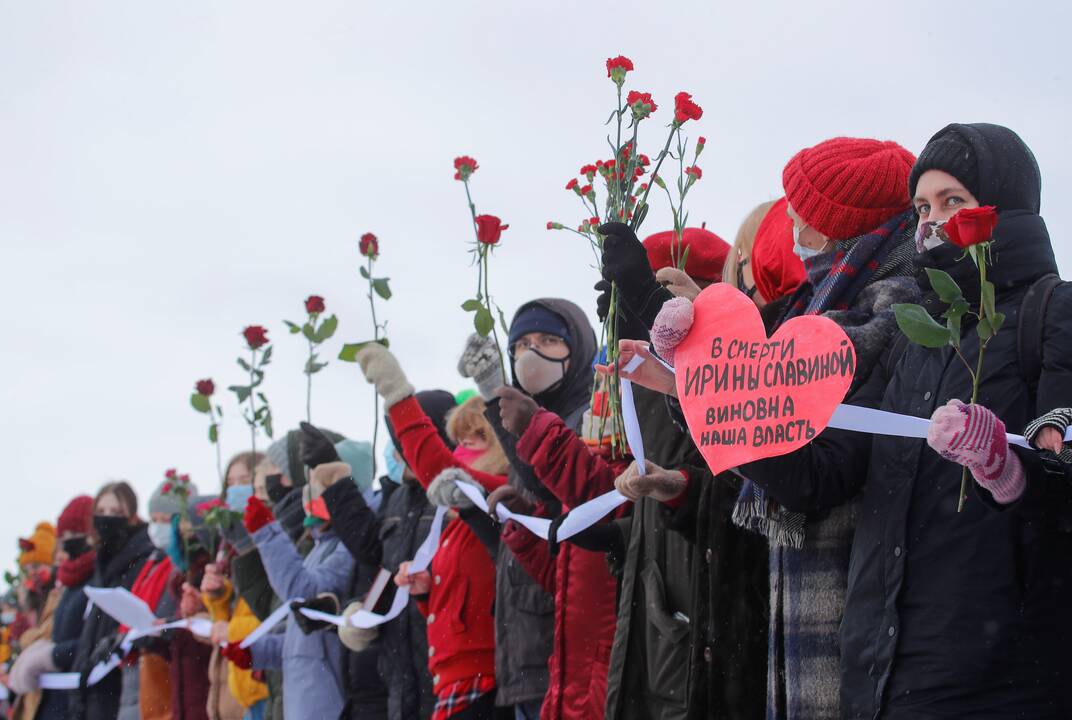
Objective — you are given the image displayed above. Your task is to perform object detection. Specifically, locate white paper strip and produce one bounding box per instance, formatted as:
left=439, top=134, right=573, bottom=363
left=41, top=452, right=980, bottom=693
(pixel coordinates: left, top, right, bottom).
left=239, top=599, right=298, bottom=649
left=38, top=672, right=80, bottom=690
left=554, top=490, right=627, bottom=542
left=84, top=586, right=158, bottom=632
left=620, top=355, right=647, bottom=477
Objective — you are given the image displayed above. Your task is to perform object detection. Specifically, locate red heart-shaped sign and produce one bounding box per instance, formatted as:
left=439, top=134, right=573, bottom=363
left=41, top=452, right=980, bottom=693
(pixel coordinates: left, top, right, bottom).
left=674, top=284, right=856, bottom=476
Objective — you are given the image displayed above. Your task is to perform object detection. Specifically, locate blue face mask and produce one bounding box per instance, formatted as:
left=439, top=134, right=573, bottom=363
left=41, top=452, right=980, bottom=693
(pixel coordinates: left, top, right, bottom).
left=166, top=514, right=186, bottom=571
left=792, top=222, right=825, bottom=261
left=225, top=484, right=255, bottom=515
left=384, top=446, right=404, bottom=484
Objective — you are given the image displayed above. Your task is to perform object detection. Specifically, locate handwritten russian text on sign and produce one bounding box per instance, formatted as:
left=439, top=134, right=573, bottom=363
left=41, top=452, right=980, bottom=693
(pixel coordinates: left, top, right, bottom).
left=674, top=284, right=855, bottom=475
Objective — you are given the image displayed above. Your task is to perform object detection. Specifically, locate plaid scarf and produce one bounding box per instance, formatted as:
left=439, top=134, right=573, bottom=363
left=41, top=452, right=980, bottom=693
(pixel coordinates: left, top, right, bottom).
left=735, top=209, right=916, bottom=548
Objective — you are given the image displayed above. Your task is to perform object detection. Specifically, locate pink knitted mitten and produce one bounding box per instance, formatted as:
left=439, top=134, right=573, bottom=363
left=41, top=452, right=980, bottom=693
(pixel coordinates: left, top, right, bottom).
left=651, top=297, right=694, bottom=366
left=927, top=399, right=1025, bottom=504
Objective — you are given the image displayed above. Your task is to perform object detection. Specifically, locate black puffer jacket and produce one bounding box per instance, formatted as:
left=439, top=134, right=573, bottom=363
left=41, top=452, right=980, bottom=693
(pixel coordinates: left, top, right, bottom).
left=743, top=203, right=1072, bottom=716
left=72, top=524, right=153, bottom=720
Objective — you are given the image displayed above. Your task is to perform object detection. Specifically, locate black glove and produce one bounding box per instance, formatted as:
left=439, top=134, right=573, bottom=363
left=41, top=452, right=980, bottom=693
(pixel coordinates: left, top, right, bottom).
left=265, top=473, right=289, bottom=505
left=273, top=488, right=306, bottom=544
left=599, top=222, right=674, bottom=330
left=299, top=422, right=340, bottom=469
left=565, top=520, right=625, bottom=556
left=547, top=513, right=569, bottom=558
left=291, top=594, right=340, bottom=635
left=595, top=280, right=652, bottom=343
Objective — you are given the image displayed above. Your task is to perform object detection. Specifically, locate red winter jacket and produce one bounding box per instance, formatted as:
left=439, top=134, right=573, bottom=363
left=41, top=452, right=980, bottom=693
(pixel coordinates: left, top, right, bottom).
left=388, top=396, right=502, bottom=695
left=507, top=409, right=626, bottom=720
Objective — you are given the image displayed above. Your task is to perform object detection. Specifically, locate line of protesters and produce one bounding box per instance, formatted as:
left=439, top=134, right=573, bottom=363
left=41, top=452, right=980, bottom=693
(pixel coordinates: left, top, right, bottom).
left=1, top=121, right=1070, bottom=720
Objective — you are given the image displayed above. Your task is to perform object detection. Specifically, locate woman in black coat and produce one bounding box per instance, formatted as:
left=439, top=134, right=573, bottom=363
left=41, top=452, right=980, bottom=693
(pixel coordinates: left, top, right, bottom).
left=72, top=482, right=153, bottom=720
left=741, top=124, right=1072, bottom=718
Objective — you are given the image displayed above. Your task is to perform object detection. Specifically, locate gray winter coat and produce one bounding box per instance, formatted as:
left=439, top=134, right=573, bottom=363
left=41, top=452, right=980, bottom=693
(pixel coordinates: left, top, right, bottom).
left=249, top=522, right=353, bottom=720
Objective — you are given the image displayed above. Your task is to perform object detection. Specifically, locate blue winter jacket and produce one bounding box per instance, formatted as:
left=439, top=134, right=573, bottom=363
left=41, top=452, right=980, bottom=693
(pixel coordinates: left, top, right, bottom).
left=249, top=522, right=353, bottom=720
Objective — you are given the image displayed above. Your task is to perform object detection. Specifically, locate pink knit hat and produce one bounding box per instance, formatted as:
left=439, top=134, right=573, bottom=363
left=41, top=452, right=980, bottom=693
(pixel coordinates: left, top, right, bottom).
left=782, top=137, right=915, bottom=240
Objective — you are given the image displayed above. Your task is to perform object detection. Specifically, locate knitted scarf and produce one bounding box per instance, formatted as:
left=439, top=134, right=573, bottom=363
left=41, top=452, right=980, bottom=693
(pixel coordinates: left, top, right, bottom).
left=735, top=209, right=917, bottom=548
left=57, top=550, right=96, bottom=588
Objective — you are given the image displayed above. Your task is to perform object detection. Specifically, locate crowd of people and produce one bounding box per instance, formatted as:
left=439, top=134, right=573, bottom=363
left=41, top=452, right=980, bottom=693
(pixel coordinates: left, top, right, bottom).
left=1, top=121, right=1070, bottom=720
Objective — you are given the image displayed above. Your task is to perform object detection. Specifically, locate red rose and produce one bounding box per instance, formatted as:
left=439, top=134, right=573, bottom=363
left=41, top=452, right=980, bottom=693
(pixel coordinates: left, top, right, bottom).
left=179, top=474, right=191, bottom=484
left=626, top=90, right=657, bottom=119
left=165, top=468, right=178, bottom=479
left=195, top=379, right=215, bottom=396
left=944, top=206, right=998, bottom=249
left=579, top=164, right=597, bottom=176
left=606, top=55, right=633, bottom=85
left=474, top=215, right=508, bottom=245
left=686, top=165, right=702, bottom=179
left=162, top=483, right=173, bottom=494
left=305, top=295, right=325, bottom=314
left=565, top=178, right=579, bottom=191
left=673, top=92, right=703, bottom=125
left=359, top=232, right=379, bottom=259
left=242, top=325, right=269, bottom=350
left=453, top=155, right=479, bottom=182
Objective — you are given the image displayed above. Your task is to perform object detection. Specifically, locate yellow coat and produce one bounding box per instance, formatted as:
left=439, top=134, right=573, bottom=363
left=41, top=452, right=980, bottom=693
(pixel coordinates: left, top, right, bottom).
left=203, top=580, right=269, bottom=709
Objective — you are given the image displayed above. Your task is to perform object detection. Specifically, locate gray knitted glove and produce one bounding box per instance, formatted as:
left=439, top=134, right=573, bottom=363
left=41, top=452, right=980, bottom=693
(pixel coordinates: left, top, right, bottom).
left=356, top=344, right=415, bottom=409
left=457, top=333, right=504, bottom=401
left=9, top=640, right=56, bottom=694
left=427, top=468, right=478, bottom=509
left=339, top=602, right=379, bottom=652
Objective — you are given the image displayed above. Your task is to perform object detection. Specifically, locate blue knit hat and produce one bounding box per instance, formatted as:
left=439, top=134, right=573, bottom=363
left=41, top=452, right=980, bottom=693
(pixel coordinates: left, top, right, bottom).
left=335, top=440, right=374, bottom=493
left=508, top=305, right=572, bottom=349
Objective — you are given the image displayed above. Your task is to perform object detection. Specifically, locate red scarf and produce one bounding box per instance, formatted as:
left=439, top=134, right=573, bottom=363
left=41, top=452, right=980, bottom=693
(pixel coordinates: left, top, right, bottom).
left=121, top=555, right=174, bottom=632
left=57, top=551, right=96, bottom=589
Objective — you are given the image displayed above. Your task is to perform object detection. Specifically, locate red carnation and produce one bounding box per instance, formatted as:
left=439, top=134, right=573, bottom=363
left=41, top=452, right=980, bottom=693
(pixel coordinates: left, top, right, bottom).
left=686, top=165, right=703, bottom=180
left=673, top=92, right=704, bottom=125
left=604, top=159, right=616, bottom=170
left=474, top=215, right=508, bottom=246
left=359, top=232, right=379, bottom=259
left=305, top=295, right=325, bottom=314
left=638, top=154, right=651, bottom=166
left=179, top=474, right=191, bottom=484
left=566, top=178, right=579, bottom=191
left=195, top=379, right=215, bottom=396
left=626, top=90, right=657, bottom=120
left=606, top=55, right=633, bottom=85
left=165, top=468, right=178, bottom=479
left=453, top=156, right=479, bottom=182
left=162, top=483, right=173, bottom=494
left=242, top=325, right=269, bottom=350
left=579, top=184, right=593, bottom=197
left=547, top=221, right=564, bottom=230
left=944, top=206, right=998, bottom=249
left=590, top=216, right=600, bottom=226
left=579, top=164, right=597, bottom=177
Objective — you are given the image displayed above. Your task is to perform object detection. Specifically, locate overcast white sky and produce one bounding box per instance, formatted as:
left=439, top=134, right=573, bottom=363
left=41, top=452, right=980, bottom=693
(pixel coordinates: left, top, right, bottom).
left=1, top=1, right=1069, bottom=575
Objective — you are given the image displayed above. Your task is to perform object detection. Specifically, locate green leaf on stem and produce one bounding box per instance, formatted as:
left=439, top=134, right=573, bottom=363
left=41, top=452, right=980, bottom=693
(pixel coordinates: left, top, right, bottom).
left=461, top=299, right=482, bottom=312
left=284, top=320, right=302, bottom=334
left=474, top=306, right=494, bottom=336
left=338, top=339, right=389, bottom=362
left=262, top=411, right=274, bottom=439
left=947, top=314, right=962, bottom=347
left=991, top=311, right=1006, bottom=334
left=237, top=357, right=252, bottom=372
left=981, top=280, right=996, bottom=321
left=372, top=278, right=392, bottom=300
left=925, top=268, right=964, bottom=304
left=942, top=298, right=970, bottom=319
left=678, top=245, right=691, bottom=272
left=497, top=306, right=510, bottom=335
left=190, top=393, right=211, bottom=413
left=228, top=385, right=251, bottom=403
left=216, top=406, right=223, bottom=416
left=260, top=346, right=273, bottom=364
left=302, top=323, right=316, bottom=342
left=977, top=315, right=994, bottom=340
left=208, top=424, right=218, bottom=443
left=359, top=266, right=370, bottom=279
left=315, top=315, right=338, bottom=343
left=304, top=355, right=328, bottom=374
left=893, top=303, right=952, bottom=348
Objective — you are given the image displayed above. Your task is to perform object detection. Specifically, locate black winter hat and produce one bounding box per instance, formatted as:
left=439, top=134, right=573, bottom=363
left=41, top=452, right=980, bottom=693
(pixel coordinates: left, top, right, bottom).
left=385, top=389, right=457, bottom=455
left=909, top=123, right=1041, bottom=214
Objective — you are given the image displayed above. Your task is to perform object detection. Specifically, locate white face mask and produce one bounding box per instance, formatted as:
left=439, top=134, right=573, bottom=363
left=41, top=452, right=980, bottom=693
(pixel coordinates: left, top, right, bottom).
left=148, top=521, right=173, bottom=550
left=514, top=349, right=568, bottom=395
left=792, top=222, right=825, bottom=261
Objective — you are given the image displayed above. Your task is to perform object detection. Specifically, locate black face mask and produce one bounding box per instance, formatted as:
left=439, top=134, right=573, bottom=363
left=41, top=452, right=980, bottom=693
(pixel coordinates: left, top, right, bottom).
left=265, top=474, right=289, bottom=505
left=62, top=537, right=91, bottom=559
left=93, top=515, right=129, bottom=550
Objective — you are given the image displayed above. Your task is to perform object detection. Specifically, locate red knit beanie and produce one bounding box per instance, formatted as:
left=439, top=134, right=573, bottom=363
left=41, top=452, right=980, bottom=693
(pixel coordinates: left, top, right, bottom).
left=782, top=137, right=916, bottom=240
left=751, top=198, right=806, bottom=303
left=643, top=227, right=730, bottom=283
left=57, top=495, right=94, bottom=536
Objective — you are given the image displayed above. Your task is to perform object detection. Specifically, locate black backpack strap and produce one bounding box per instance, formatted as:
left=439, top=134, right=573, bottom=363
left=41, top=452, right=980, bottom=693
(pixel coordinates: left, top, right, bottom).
left=1018, top=273, right=1063, bottom=395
